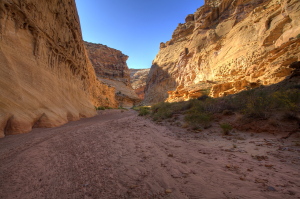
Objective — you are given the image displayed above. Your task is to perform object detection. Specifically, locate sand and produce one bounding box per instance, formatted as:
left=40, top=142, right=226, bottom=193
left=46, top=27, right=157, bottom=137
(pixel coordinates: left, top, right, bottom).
left=0, top=109, right=299, bottom=199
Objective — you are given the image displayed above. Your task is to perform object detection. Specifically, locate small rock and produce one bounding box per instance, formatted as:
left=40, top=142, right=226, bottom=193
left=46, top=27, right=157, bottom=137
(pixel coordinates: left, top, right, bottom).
left=165, top=189, right=172, bottom=193
left=239, top=177, right=245, bottom=181
left=265, top=164, right=273, bottom=168
left=252, top=155, right=269, bottom=161
left=287, top=190, right=296, bottom=195
left=130, top=185, right=138, bottom=189
left=168, top=154, right=174, bottom=157
left=266, top=186, right=276, bottom=191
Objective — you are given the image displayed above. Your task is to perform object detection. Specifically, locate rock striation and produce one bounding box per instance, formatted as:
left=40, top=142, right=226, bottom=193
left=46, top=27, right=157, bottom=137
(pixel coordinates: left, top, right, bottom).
left=0, top=0, right=117, bottom=137
left=144, top=0, right=300, bottom=104
left=85, top=42, right=140, bottom=108
left=129, top=69, right=150, bottom=100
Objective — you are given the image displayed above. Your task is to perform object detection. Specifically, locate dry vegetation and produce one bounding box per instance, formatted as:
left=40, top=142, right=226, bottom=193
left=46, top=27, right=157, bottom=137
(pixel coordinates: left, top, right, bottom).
left=137, top=81, right=300, bottom=134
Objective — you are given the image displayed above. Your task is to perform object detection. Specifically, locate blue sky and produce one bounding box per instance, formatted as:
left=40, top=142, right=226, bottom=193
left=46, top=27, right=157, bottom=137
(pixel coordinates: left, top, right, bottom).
left=75, top=0, right=204, bottom=69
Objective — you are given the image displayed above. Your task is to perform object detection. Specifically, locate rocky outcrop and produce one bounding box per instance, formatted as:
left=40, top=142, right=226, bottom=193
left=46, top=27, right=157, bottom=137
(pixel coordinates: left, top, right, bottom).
left=130, top=69, right=150, bottom=100
left=84, top=42, right=131, bottom=86
left=85, top=42, right=140, bottom=108
left=144, top=0, right=300, bottom=104
left=0, top=0, right=117, bottom=137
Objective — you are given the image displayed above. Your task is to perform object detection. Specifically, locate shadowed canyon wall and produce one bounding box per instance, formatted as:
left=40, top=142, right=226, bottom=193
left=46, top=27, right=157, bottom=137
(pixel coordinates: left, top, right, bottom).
left=85, top=42, right=140, bottom=108
left=130, top=69, right=150, bottom=100
left=0, top=0, right=117, bottom=137
left=144, top=0, right=300, bottom=104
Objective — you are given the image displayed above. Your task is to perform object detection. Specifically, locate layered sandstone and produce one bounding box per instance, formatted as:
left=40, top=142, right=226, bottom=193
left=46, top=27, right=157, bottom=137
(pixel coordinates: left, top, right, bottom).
left=130, top=69, right=150, bottom=100
left=144, top=0, right=300, bottom=104
left=85, top=42, right=140, bottom=107
left=0, top=0, right=117, bottom=137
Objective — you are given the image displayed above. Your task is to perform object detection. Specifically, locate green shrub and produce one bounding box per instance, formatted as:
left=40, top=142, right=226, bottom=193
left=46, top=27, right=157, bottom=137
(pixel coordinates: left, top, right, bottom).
left=271, top=90, right=299, bottom=110
left=241, top=89, right=300, bottom=118
left=132, top=106, right=140, bottom=111
left=220, top=123, right=233, bottom=135
left=151, top=101, right=189, bottom=121
left=297, top=34, right=300, bottom=39
left=138, top=107, right=150, bottom=116
left=147, top=85, right=300, bottom=127
left=243, top=96, right=271, bottom=118
left=95, top=106, right=106, bottom=110
left=184, top=109, right=213, bottom=129
left=151, top=102, right=173, bottom=121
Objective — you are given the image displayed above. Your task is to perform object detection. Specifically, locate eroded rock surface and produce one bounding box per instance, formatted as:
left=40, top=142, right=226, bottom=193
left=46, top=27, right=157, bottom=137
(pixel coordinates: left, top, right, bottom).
left=85, top=42, right=140, bottom=107
left=0, top=0, right=117, bottom=137
left=144, top=0, right=300, bottom=104
left=130, top=69, right=150, bottom=100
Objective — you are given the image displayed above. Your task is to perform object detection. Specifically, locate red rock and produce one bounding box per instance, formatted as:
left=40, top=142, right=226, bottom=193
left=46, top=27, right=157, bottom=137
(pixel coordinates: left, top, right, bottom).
left=0, top=0, right=117, bottom=137
left=144, top=0, right=300, bottom=104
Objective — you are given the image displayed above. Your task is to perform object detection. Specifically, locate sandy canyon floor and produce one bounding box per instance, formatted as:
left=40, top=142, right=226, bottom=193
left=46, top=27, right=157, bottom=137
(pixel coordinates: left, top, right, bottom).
left=0, top=109, right=299, bottom=199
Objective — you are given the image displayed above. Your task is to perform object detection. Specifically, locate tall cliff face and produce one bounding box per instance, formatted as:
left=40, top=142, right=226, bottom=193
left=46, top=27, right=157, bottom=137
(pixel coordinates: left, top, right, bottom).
left=85, top=42, right=140, bottom=108
left=144, top=0, right=300, bottom=104
left=84, top=42, right=131, bottom=86
left=130, top=69, right=150, bottom=100
left=0, top=0, right=117, bottom=137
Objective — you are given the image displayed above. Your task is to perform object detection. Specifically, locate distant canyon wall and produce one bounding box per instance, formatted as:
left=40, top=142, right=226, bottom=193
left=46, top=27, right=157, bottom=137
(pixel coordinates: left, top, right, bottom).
left=0, top=0, right=117, bottom=137
left=84, top=41, right=131, bottom=86
left=85, top=42, right=140, bottom=107
left=130, top=69, right=150, bottom=100
left=144, top=0, right=300, bottom=104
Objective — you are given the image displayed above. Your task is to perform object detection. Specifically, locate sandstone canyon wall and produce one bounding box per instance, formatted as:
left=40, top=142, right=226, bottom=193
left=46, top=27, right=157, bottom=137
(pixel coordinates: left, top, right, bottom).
left=0, top=0, right=117, bottom=138
left=85, top=42, right=140, bottom=108
left=144, top=0, right=300, bottom=104
left=130, top=69, right=150, bottom=100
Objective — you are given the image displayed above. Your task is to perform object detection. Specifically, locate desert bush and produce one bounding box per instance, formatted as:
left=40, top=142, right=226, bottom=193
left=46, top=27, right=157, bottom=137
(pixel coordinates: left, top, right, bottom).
left=151, top=102, right=174, bottom=121
left=184, top=107, right=213, bottom=129
left=95, top=106, right=106, bottom=110
left=132, top=106, right=140, bottom=111
left=151, top=101, right=190, bottom=121
left=241, top=89, right=300, bottom=118
left=243, top=95, right=271, bottom=118
left=149, top=85, right=300, bottom=127
left=138, top=107, right=151, bottom=116
left=297, top=33, right=300, bottom=39
left=270, top=90, right=299, bottom=110
left=220, top=123, right=233, bottom=135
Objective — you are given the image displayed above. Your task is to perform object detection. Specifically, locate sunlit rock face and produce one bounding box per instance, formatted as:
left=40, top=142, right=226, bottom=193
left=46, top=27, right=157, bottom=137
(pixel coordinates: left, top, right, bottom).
left=85, top=42, right=141, bottom=108
left=129, top=69, right=150, bottom=100
left=0, top=0, right=117, bottom=137
left=144, top=0, right=300, bottom=104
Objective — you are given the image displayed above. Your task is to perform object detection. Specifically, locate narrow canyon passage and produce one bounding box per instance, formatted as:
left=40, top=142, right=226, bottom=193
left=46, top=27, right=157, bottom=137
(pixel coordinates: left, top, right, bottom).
left=0, top=110, right=299, bottom=199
